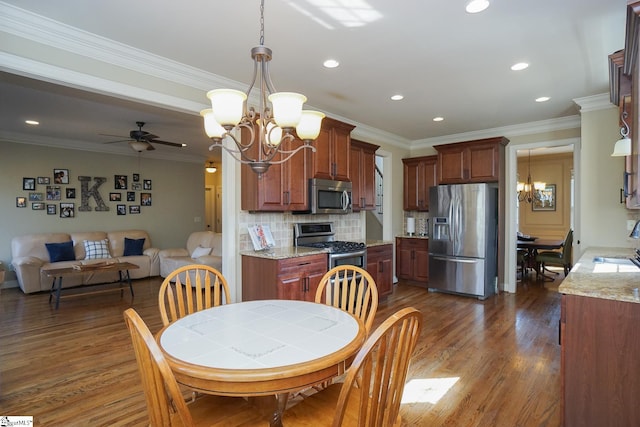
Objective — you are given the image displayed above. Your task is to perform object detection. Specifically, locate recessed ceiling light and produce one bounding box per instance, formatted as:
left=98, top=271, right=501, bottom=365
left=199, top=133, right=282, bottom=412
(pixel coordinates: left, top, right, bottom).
left=511, top=62, right=529, bottom=71
left=323, top=59, right=339, bottom=68
left=433, top=117, right=444, bottom=122
left=536, top=96, right=550, bottom=102
left=466, top=0, right=490, bottom=13
left=391, top=94, right=404, bottom=101
left=25, top=120, right=39, bottom=125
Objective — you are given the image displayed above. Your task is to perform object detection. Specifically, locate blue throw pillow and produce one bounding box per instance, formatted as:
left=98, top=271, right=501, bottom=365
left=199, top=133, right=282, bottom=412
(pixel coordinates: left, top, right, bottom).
left=45, top=241, right=75, bottom=262
left=123, top=237, right=145, bottom=256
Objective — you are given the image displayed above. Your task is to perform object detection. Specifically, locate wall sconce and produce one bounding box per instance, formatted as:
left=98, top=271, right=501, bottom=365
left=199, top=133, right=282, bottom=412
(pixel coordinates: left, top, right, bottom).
left=205, top=162, right=217, bottom=173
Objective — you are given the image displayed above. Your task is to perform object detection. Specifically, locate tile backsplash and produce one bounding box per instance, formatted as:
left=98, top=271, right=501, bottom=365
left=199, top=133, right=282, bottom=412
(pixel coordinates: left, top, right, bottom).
left=238, top=211, right=363, bottom=251
left=403, top=211, right=430, bottom=236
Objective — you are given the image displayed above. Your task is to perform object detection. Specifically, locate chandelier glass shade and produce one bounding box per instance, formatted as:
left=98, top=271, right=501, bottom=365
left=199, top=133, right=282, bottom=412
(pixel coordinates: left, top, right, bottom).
left=517, top=150, right=546, bottom=203
left=202, top=0, right=325, bottom=175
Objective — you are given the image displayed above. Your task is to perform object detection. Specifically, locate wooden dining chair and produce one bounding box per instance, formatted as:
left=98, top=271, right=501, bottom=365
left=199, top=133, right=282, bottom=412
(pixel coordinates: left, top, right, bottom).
left=123, top=308, right=267, bottom=426
left=159, top=264, right=231, bottom=326
left=536, top=229, right=573, bottom=280
left=315, top=265, right=379, bottom=334
left=282, top=307, right=423, bottom=426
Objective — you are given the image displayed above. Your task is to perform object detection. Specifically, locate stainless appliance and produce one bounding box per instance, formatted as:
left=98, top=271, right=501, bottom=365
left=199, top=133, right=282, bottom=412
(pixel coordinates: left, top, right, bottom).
left=293, top=222, right=366, bottom=270
left=307, top=178, right=352, bottom=215
left=428, top=183, right=498, bottom=299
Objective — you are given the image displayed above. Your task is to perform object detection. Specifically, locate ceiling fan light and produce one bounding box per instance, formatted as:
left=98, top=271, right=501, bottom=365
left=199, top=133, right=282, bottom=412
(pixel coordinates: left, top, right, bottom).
left=205, top=161, right=217, bottom=173
left=207, top=89, right=246, bottom=127
left=268, top=92, right=306, bottom=129
left=611, top=136, right=631, bottom=157
left=296, top=110, right=325, bottom=141
left=129, top=141, right=150, bottom=152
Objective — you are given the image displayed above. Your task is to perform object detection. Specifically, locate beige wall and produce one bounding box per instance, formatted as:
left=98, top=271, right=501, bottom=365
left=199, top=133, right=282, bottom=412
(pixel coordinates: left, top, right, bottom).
left=518, top=153, right=573, bottom=240
left=0, top=141, right=207, bottom=283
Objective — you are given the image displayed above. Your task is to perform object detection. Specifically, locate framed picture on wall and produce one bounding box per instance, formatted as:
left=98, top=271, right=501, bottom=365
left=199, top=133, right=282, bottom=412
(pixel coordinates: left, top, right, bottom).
left=37, top=177, right=50, bottom=185
left=23, top=177, right=35, bottom=190
left=32, top=202, right=45, bottom=210
left=47, top=204, right=57, bottom=215
left=66, top=188, right=76, bottom=199
left=16, top=197, right=27, bottom=208
left=53, top=169, right=69, bottom=184
left=532, top=184, right=556, bottom=211
left=141, top=193, right=152, bottom=206
left=60, top=202, right=75, bottom=218
left=117, top=204, right=126, bottom=215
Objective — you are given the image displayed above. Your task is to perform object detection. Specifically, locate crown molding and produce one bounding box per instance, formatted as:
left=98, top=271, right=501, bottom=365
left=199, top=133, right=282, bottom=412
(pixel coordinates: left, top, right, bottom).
left=411, top=115, right=582, bottom=148
left=573, top=93, right=616, bottom=112
left=0, top=2, right=240, bottom=91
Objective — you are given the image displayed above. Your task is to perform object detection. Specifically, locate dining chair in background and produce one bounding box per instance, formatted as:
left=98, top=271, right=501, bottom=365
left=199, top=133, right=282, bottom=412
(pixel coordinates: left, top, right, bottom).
left=123, top=308, right=267, bottom=426
left=159, top=264, right=231, bottom=326
left=536, top=229, right=574, bottom=280
left=282, top=306, right=423, bottom=426
left=315, top=265, right=379, bottom=334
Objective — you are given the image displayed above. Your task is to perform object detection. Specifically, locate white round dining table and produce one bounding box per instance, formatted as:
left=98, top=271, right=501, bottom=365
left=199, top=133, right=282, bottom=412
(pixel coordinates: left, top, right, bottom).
left=157, top=299, right=365, bottom=424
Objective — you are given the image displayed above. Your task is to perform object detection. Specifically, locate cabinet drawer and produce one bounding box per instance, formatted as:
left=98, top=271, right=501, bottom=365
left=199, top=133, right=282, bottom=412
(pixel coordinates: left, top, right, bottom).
left=367, top=244, right=392, bottom=258
left=397, top=238, right=428, bottom=250
left=277, top=254, right=327, bottom=274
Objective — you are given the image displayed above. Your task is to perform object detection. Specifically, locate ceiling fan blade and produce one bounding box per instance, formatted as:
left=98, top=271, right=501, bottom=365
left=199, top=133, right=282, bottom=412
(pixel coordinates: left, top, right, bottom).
left=102, top=138, right=132, bottom=144
left=100, top=133, right=129, bottom=138
left=149, top=139, right=184, bottom=148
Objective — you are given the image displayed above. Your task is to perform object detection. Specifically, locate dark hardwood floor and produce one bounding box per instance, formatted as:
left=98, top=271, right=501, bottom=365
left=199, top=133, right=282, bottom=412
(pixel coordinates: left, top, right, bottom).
left=0, top=271, right=562, bottom=426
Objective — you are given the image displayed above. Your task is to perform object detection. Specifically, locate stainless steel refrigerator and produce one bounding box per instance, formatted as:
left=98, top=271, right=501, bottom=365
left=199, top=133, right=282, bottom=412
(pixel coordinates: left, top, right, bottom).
left=428, top=183, right=498, bottom=299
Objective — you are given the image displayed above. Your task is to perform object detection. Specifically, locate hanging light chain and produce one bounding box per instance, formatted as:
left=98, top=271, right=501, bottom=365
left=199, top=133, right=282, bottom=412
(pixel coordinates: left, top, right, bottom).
left=259, top=0, right=265, bottom=46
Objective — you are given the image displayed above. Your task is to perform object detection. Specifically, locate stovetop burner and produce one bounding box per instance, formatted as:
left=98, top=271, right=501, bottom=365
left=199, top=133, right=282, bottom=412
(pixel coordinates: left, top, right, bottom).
left=301, top=240, right=367, bottom=254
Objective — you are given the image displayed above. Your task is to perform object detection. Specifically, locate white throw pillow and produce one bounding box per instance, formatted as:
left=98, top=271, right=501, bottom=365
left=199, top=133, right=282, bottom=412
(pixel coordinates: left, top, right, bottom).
left=191, top=246, right=212, bottom=259
left=84, top=239, right=111, bottom=259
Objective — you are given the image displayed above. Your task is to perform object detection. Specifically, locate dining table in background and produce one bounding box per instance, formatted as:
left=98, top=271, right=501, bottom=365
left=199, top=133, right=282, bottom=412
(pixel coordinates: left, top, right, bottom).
left=157, top=299, right=366, bottom=427
left=517, top=238, right=564, bottom=279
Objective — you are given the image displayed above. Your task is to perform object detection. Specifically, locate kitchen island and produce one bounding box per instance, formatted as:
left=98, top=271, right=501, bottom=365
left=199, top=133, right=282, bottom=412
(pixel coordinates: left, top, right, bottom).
left=558, top=246, right=640, bottom=427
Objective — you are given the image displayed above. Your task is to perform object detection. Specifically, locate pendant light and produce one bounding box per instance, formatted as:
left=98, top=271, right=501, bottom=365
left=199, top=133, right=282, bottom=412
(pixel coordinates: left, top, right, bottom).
left=517, top=150, right=546, bottom=203
left=611, top=110, right=632, bottom=157
left=205, top=162, right=217, bottom=174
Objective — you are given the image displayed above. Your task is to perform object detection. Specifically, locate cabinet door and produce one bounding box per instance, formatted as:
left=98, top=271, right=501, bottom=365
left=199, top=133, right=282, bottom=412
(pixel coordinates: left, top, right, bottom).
left=332, top=126, right=351, bottom=181
left=277, top=275, right=306, bottom=300
left=396, top=238, right=413, bottom=280
left=418, top=157, right=437, bottom=210
left=305, top=267, right=326, bottom=302
left=350, top=145, right=362, bottom=211
left=312, top=126, right=334, bottom=180
left=438, top=147, right=467, bottom=183
left=361, top=146, right=376, bottom=210
left=367, top=244, right=393, bottom=297
left=414, top=247, right=429, bottom=282
left=283, top=136, right=309, bottom=210
left=403, top=160, right=420, bottom=210
left=467, top=143, right=499, bottom=182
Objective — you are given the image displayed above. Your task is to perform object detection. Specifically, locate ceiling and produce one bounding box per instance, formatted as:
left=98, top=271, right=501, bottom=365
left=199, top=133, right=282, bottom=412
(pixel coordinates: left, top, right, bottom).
left=0, top=0, right=627, bottom=163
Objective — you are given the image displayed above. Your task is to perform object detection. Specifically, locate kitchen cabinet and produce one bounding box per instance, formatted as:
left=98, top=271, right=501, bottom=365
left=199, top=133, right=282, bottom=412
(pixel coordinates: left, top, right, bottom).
left=242, top=253, right=328, bottom=302
left=350, top=139, right=379, bottom=211
left=311, top=117, right=355, bottom=182
left=561, top=294, right=640, bottom=426
left=402, top=156, right=437, bottom=211
left=396, top=237, right=429, bottom=285
left=435, top=137, right=508, bottom=184
left=240, top=125, right=309, bottom=212
left=366, top=244, right=393, bottom=298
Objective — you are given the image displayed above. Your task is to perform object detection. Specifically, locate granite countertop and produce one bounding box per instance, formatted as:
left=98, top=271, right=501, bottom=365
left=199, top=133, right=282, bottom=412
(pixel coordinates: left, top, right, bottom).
left=559, top=247, right=640, bottom=304
left=241, top=240, right=394, bottom=260
left=240, top=246, right=328, bottom=260
left=396, top=235, right=429, bottom=239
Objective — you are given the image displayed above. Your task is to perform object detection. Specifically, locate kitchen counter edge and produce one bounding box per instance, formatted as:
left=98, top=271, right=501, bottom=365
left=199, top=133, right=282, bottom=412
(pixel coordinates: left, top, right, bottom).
left=559, top=246, right=640, bottom=304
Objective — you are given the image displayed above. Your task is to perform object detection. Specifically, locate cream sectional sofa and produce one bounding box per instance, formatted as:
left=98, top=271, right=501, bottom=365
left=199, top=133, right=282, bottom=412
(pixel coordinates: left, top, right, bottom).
left=159, top=231, right=222, bottom=278
left=11, top=230, right=159, bottom=294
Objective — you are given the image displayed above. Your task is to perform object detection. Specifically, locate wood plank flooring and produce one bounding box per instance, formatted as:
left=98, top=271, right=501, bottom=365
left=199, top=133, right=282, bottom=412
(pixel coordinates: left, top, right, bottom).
left=0, top=272, right=561, bottom=426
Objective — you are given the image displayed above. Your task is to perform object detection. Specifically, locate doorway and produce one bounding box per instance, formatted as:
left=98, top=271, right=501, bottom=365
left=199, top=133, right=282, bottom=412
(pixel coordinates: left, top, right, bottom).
left=505, top=138, right=580, bottom=293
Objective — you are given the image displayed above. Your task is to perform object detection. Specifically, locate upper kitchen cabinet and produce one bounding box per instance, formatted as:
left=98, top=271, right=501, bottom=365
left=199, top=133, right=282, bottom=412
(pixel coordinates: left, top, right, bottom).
left=435, top=137, right=508, bottom=184
left=310, top=117, right=355, bottom=182
left=241, top=126, right=309, bottom=212
left=350, top=139, right=379, bottom=211
left=403, top=156, right=437, bottom=211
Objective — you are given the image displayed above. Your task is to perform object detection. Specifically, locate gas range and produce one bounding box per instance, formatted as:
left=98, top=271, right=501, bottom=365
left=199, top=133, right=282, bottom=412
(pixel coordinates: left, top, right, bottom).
left=293, top=222, right=367, bottom=269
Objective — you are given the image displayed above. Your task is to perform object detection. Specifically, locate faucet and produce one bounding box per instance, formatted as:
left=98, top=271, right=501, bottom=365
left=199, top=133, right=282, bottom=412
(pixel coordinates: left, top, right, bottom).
left=630, top=220, right=640, bottom=239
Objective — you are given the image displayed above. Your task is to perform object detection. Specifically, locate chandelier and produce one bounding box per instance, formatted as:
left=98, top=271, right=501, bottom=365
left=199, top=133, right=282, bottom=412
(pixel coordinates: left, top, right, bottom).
left=201, top=0, right=325, bottom=175
left=517, top=150, right=546, bottom=203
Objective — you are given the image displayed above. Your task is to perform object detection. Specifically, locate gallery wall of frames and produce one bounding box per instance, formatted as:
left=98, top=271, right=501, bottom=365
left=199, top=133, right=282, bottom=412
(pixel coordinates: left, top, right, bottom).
left=17, top=168, right=153, bottom=218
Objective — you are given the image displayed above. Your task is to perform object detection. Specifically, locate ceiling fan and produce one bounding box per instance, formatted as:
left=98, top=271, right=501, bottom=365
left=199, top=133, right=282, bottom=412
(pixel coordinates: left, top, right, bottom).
left=101, top=121, right=185, bottom=152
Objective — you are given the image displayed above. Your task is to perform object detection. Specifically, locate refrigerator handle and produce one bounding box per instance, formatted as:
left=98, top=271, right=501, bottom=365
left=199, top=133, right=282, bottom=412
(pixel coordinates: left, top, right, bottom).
left=432, top=256, right=478, bottom=264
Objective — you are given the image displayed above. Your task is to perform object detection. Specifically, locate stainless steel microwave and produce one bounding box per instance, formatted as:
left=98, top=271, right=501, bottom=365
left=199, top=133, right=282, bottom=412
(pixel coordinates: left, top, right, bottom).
left=309, top=178, right=352, bottom=214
